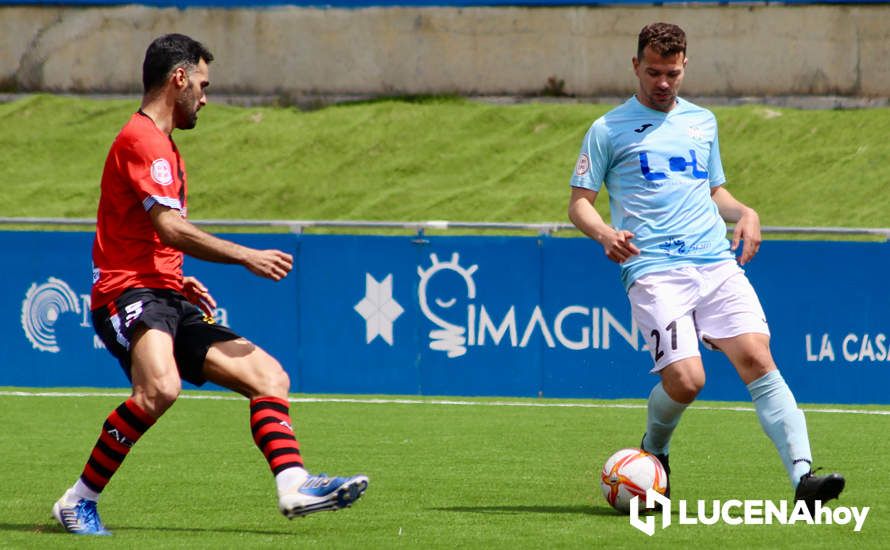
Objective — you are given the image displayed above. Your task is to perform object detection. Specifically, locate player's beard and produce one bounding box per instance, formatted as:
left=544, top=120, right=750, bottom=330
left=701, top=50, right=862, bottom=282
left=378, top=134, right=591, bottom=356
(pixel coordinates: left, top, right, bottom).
left=174, top=84, right=200, bottom=130
left=645, top=88, right=677, bottom=112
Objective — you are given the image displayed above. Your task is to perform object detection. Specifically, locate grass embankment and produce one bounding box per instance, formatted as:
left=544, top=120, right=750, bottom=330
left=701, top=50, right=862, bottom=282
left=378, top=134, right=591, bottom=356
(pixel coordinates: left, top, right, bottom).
left=1, top=94, right=887, bottom=229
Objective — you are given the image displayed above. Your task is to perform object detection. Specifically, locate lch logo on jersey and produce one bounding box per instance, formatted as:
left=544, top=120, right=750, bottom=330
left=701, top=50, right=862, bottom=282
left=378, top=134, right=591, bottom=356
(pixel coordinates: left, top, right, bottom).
left=21, top=277, right=84, bottom=353
left=354, top=252, right=647, bottom=358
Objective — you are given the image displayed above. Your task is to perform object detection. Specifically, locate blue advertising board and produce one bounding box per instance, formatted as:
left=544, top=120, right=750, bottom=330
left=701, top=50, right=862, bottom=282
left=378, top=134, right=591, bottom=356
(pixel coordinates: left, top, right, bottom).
left=3, top=231, right=298, bottom=389
left=4, top=230, right=890, bottom=404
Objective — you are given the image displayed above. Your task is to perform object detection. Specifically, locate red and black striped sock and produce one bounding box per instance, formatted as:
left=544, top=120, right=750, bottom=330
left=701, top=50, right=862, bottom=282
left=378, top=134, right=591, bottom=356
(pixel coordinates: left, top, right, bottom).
left=80, top=398, right=156, bottom=494
left=250, top=397, right=304, bottom=475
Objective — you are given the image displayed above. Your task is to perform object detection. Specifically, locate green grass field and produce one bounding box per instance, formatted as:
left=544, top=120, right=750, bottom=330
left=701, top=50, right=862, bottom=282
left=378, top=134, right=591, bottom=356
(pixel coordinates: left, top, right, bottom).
left=1, top=388, right=885, bottom=548
left=2, top=94, right=889, bottom=229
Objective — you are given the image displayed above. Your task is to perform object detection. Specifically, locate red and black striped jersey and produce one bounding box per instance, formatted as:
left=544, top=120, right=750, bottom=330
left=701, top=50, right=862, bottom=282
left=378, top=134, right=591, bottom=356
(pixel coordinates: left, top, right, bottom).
left=91, top=111, right=187, bottom=310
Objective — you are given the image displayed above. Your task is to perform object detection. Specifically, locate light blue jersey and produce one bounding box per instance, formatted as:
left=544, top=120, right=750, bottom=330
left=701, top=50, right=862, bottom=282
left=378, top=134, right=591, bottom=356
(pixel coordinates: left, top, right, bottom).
left=570, top=96, right=734, bottom=290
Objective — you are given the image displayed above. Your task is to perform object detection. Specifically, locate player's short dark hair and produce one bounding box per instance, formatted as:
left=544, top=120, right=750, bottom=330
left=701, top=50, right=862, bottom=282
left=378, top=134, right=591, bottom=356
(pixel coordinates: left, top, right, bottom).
left=637, top=22, right=686, bottom=60
left=142, top=34, right=214, bottom=93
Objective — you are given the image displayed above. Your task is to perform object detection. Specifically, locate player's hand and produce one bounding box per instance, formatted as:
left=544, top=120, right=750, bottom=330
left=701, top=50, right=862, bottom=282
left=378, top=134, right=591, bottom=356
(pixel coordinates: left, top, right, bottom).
left=245, top=249, right=293, bottom=281
left=600, top=229, right=640, bottom=264
left=182, top=276, right=216, bottom=317
left=732, top=208, right=762, bottom=265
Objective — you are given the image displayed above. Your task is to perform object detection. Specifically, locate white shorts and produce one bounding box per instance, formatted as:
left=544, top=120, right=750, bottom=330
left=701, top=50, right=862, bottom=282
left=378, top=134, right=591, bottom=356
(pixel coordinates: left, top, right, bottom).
left=628, top=260, right=770, bottom=372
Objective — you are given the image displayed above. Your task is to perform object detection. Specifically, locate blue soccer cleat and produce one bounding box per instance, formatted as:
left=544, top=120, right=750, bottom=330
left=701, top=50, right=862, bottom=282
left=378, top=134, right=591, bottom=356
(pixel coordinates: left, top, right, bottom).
left=278, top=473, right=369, bottom=519
left=52, top=489, right=111, bottom=535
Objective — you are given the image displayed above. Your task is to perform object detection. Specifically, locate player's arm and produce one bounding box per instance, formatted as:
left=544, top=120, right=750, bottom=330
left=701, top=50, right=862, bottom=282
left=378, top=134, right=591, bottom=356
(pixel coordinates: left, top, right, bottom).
left=150, top=205, right=293, bottom=281
left=710, top=185, right=761, bottom=265
left=568, top=186, right=639, bottom=264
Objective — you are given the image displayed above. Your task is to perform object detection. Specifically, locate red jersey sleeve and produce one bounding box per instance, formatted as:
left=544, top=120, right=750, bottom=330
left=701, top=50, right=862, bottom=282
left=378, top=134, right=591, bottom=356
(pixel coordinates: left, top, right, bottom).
left=118, top=132, right=186, bottom=214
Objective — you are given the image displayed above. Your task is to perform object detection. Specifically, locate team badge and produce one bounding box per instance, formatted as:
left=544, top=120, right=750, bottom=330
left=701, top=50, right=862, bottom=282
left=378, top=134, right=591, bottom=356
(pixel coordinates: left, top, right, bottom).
left=687, top=126, right=705, bottom=141
left=575, top=153, right=590, bottom=176
left=150, top=158, right=174, bottom=186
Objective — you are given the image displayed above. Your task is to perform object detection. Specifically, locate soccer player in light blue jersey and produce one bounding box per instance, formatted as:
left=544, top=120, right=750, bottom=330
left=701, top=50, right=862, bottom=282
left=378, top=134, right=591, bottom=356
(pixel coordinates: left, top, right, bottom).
left=568, top=22, right=843, bottom=511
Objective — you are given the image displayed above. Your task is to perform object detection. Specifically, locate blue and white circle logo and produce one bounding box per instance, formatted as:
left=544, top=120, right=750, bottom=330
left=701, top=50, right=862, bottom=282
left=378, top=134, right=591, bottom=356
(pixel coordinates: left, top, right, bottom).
left=21, top=277, right=81, bottom=353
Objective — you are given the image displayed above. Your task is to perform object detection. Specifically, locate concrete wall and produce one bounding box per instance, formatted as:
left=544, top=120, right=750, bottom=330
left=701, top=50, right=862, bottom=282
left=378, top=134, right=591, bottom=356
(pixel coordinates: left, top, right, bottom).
left=2, top=5, right=889, bottom=97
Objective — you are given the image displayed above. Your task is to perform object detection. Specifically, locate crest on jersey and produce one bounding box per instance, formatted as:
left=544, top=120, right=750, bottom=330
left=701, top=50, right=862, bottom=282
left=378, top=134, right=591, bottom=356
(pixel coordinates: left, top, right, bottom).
left=687, top=126, right=706, bottom=141
left=151, top=158, right=174, bottom=186
left=575, top=153, right=590, bottom=176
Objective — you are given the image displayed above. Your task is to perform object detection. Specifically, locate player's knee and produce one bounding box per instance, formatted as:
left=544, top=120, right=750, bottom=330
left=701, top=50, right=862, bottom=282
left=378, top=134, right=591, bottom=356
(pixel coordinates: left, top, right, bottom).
left=732, top=343, right=776, bottom=381
left=739, top=354, right=776, bottom=384
left=153, top=379, right=181, bottom=410
left=253, top=355, right=290, bottom=398
left=664, top=373, right=704, bottom=404
left=671, top=382, right=702, bottom=404
left=134, top=378, right=181, bottom=417
left=661, top=362, right=705, bottom=404
left=268, top=363, right=291, bottom=397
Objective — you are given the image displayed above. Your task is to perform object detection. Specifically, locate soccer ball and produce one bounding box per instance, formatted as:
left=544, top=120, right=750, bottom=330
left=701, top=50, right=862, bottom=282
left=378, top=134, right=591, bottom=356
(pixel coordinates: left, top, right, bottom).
left=600, top=448, right=668, bottom=514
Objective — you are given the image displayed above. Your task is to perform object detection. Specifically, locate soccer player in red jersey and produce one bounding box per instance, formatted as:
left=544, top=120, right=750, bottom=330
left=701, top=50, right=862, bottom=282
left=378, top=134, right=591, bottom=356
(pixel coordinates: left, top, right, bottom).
left=52, top=34, right=367, bottom=536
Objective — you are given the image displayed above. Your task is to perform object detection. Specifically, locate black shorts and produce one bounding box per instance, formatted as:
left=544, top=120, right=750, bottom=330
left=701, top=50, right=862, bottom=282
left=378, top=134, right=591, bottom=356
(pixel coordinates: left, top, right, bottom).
left=92, top=288, right=240, bottom=386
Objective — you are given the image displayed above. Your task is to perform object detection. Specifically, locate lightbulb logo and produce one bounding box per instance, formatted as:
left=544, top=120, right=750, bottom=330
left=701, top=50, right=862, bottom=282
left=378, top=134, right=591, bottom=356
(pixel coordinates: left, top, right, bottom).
left=417, top=252, right=478, bottom=358
left=21, top=277, right=82, bottom=353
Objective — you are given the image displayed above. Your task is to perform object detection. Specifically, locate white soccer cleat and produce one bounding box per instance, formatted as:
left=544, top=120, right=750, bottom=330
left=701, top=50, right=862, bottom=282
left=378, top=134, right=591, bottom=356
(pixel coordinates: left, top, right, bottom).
left=278, top=473, right=369, bottom=519
left=52, top=489, right=111, bottom=535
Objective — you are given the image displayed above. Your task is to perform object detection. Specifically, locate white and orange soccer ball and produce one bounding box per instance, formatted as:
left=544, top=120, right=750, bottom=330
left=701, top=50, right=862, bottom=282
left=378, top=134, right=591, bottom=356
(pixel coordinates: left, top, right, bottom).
left=600, top=448, right=668, bottom=514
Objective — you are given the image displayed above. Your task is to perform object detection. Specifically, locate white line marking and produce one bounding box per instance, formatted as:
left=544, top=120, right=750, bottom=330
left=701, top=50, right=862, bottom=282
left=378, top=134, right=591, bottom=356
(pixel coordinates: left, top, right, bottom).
left=0, top=390, right=888, bottom=415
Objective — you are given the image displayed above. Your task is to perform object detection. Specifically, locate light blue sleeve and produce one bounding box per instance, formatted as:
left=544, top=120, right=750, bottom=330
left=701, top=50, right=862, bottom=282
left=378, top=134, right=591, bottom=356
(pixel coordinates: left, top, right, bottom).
left=570, top=120, right=612, bottom=192
left=708, top=120, right=727, bottom=187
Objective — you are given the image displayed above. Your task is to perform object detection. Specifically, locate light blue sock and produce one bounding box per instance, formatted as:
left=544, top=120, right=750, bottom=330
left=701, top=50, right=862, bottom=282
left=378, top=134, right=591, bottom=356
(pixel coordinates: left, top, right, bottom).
left=642, top=382, right=688, bottom=456
left=747, top=370, right=813, bottom=489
